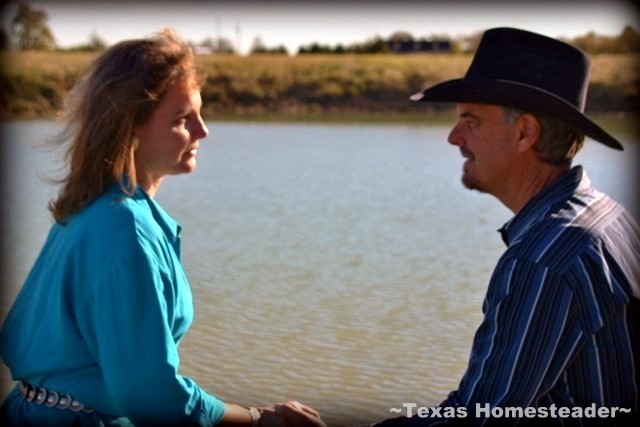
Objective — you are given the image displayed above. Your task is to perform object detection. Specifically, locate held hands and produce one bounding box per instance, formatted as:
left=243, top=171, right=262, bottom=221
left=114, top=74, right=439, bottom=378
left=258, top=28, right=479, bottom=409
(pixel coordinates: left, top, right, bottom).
left=258, top=401, right=326, bottom=427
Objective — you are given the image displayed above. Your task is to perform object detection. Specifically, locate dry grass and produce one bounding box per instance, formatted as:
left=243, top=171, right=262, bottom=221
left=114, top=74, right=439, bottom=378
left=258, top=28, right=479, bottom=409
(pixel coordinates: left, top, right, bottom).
left=1, top=51, right=637, bottom=118
left=1, top=51, right=96, bottom=77
left=590, top=54, right=640, bottom=90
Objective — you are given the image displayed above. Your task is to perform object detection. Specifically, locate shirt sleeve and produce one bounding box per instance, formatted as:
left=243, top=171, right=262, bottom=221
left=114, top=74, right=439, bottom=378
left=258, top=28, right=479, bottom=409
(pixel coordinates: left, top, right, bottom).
left=461, top=258, right=581, bottom=399
left=75, top=228, right=225, bottom=426
left=391, top=257, right=584, bottom=426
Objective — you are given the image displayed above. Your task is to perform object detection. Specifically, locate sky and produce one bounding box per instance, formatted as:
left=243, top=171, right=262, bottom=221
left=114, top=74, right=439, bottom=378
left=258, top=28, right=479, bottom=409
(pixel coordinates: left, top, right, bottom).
left=1, top=0, right=639, bottom=54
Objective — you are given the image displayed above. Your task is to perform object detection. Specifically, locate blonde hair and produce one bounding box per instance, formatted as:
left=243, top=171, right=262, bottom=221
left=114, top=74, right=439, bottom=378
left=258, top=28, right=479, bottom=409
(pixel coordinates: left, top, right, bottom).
left=49, top=29, right=203, bottom=224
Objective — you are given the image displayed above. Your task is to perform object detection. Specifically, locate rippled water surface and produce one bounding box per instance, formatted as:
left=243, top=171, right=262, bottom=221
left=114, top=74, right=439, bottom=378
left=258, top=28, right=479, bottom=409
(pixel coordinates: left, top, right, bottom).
left=1, top=120, right=637, bottom=425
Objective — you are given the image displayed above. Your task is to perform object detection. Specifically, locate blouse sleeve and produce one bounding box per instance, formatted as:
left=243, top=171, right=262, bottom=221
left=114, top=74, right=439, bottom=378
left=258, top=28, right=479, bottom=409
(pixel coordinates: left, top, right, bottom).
left=75, top=227, right=226, bottom=426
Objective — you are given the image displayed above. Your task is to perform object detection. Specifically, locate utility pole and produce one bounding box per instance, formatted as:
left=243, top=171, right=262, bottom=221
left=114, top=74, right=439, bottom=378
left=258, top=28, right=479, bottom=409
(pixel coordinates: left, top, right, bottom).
left=235, top=21, right=242, bottom=54
left=215, top=17, right=221, bottom=52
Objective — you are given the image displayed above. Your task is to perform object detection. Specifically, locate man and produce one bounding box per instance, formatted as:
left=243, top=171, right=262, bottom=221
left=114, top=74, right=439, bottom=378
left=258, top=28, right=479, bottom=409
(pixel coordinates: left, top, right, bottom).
left=372, top=27, right=639, bottom=426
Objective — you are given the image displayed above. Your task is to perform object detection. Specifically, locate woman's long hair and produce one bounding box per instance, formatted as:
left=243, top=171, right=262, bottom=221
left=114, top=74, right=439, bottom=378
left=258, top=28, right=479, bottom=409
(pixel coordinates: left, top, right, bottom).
left=49, top=29, right=202, bottom=224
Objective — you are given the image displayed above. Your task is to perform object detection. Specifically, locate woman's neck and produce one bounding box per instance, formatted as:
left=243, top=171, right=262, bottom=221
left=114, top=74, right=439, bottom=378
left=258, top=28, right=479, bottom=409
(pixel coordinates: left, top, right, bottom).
left=136, top=174, right=163, bottom=198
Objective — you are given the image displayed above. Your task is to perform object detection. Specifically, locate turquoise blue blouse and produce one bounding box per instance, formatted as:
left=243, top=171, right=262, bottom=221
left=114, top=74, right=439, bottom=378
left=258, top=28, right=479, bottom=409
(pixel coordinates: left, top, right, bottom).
left=0, top=184, right=226, bottom=426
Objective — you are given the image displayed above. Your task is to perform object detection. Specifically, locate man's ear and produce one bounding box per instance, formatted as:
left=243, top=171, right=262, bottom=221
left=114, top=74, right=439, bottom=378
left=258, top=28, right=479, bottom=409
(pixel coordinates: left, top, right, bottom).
left=516, top=113, right=541, bottom=152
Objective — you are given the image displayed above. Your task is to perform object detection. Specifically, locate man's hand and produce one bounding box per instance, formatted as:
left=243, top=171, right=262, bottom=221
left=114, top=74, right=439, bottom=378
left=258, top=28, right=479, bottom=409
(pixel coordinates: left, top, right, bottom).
left=259, top=400, right=326, bottom=427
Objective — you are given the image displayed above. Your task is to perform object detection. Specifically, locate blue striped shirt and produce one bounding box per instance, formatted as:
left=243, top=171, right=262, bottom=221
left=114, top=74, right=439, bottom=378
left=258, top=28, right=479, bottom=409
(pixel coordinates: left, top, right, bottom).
left=380, top=166, right=640, bottom=426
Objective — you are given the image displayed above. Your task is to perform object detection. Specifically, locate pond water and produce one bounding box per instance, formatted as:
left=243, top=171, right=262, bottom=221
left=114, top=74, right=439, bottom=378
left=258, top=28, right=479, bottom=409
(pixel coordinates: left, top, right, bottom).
left=1, top=119, right=637, bottom=425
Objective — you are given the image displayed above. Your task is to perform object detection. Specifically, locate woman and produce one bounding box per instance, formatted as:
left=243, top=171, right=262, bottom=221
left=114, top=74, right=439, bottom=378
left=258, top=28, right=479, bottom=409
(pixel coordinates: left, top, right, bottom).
left=0, top=29, right=325, bottom=427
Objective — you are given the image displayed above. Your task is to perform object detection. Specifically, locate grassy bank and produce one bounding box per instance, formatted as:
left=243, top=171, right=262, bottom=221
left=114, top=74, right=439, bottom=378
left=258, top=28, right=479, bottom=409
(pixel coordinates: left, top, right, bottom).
left=1, top=51, right=638, bottom=119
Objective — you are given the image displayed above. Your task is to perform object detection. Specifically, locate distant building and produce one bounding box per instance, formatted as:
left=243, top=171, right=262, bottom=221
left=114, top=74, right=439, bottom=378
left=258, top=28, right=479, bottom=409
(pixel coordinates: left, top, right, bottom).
left=386, top=40, right=452, bottom=54
left=193, top=45, right=214, bottom=55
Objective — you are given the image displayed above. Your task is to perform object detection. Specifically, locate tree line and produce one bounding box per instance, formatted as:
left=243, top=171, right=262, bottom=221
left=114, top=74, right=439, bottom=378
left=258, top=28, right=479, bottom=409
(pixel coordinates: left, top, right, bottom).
left=2, top=2, right=640, bottom=55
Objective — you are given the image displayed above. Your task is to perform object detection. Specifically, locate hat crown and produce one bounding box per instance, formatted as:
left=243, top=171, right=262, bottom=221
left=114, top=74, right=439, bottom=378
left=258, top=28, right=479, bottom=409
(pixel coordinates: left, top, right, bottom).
left=465, top=28, right=591, bottom=111
left=409, top=27, right=622, bottom=149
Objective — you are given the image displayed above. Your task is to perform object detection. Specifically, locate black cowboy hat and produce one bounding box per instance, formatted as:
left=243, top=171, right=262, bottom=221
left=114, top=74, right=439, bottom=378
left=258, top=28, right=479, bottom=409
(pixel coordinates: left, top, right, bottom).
left=410, top=27, right=623, bottom=150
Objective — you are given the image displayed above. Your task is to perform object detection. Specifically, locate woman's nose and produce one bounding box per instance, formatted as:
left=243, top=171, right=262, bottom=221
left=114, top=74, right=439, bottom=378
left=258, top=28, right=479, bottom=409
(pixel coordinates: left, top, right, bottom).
left=195, top=117, right=209, bottom=140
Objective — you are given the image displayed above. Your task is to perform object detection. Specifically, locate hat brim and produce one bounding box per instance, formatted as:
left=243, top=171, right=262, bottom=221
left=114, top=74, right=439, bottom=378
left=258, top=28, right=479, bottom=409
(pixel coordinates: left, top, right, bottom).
left=410, top=79, right=623, bottom=150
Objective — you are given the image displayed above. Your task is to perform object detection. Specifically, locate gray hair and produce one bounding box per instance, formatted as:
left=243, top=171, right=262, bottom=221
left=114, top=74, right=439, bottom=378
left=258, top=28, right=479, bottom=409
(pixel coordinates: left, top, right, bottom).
left=502, top=107, right=585, bottom=167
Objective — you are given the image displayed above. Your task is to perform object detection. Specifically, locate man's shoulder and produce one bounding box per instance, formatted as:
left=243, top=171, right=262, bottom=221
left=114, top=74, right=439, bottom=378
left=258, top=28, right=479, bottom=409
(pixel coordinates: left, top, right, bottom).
left=511, top=192, right=637, bottom=268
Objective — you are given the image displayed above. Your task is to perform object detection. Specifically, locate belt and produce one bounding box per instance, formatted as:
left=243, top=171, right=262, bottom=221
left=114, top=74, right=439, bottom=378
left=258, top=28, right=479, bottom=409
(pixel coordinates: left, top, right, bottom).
left=19, top=380, right=94, bottom=413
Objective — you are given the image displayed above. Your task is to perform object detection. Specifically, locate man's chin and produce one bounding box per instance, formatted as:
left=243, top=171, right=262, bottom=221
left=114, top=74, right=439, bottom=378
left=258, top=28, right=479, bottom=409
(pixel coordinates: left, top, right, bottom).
left=462, top=175, right=485, bottom=193
left=461, top=174, right=475, bottom=190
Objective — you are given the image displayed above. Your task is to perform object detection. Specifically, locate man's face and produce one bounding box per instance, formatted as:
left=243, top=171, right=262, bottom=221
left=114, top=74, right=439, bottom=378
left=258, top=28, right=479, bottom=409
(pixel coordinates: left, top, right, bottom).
left=447, top=103, right=521, bottom=197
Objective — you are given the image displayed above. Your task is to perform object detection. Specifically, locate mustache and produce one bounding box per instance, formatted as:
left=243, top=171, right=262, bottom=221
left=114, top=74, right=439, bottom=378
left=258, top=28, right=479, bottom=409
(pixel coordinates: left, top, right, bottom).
left=461, top=148, right=474, bottom=160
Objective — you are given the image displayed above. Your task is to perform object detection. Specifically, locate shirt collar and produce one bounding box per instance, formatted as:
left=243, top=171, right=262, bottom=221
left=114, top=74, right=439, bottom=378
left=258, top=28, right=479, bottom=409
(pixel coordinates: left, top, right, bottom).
left=142, top=190, right=182, bottom=246
left=498, top=166, right=591, bottom=246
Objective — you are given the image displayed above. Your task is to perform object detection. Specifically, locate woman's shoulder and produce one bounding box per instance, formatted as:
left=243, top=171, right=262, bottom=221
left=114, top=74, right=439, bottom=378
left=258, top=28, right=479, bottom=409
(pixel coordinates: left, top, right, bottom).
left=67, top=186, right=161, bottom=241
left=86, top=191, right=144, bottom=221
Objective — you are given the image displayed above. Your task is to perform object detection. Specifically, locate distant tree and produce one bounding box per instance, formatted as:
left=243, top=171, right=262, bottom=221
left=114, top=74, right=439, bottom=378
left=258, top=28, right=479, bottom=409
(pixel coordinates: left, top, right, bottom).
left=250, top=36, right=267, bottom=53
left=353, top=36, right=389, bottom=54
left=87, top=31, right=107, bottom=51
left=250, top=37, right=288, bottom=55
left=66, top=31, right=107, bottom=52
left=298, top=42, right=334, bottom=54
left=567, top=27, right=640, bottom=54
left=333, top=43, right=346, bottom=54
left=199, top=37, right=215, bottom=50
left=616, top=25, right=640, bottom=53
left=388, top=31, right=414, bottom=42
left=298, top=36, right=390, bottom=54
left=267, top=44, right=288, bottom=54
left=11, top=3, right=56, bottom=50
left=571, top=31, right=601, bottom=53
left=195, top=36, right=235, bottom=54
left=215, top=37, right=235, bottom=54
